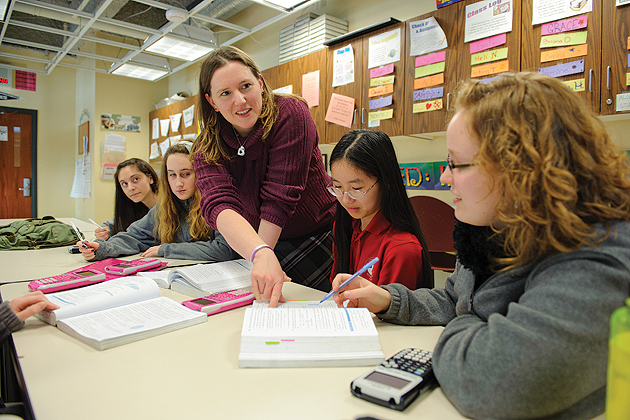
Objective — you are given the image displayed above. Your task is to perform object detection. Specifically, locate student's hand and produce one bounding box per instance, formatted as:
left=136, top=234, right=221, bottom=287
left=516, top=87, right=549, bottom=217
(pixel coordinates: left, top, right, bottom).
left=77, top=240, right=99, bottom=260
left=251, top=247, right=287, bottom=308
left=9, top=291, right=60, bottom=321
left=331, top=273, right=392, bottom=313
left=94, top=226, right=110, bottom=240
left=141, top=245, right=161, bottom=257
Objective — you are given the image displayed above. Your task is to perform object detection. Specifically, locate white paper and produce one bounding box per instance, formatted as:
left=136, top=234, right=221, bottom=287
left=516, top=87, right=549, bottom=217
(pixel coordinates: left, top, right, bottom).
left=409, top=17, right=448, bottom=56
left=152, top=118, right=159, bottom=140
left=616, top=93, right=630, bottom=112
left=159, top=139, right=170, bottom=157
left=332, top=45, right=355, bottom=87
left=182, top=105, right=195, bottom=128
left=0, top=126, right=7, bottom=141
left=169, top=113, right=182, bottom=133
left=160, top=119, right=170, bottom=137
left=618, top=0, right=630, bottom=5
left=70, top=156, right=90, bottom=198
left=272, top=85, right=293, bottom=94
left=532, top=0, right=593, bottom=25
left=103, top=132, right=126, bottom=154
left=368, top=28, right=401, bottom=69
left=465, top=0, right=513, bottom=43
left=150, top=142, right=160, bottom=159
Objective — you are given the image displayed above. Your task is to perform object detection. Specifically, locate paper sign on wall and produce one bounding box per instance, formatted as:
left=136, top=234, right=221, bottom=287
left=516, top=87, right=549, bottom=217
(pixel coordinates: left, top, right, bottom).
left=325, top=93, right=355, bottom=128
left=302, top=71, right=320, bottom=108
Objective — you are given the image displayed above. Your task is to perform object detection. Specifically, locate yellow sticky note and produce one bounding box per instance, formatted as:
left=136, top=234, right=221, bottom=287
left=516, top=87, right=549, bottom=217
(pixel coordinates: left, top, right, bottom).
left=415, top=62, right=446, bottom=79
left=540, top=31, right=588, bottom=48
left=413, top=73, right=444, bottom=90
left=368, top=109, right=394, bottom=121
left=540, top=44, right=587, bottom=63
left=369, top=75, right=395, bottom=87
left=470, top=47, right=509, bottom=66
left=471, top=60, right=509, bottom=78
left=368, top=84, right=395, bottom=98
left=561, top=78, right=585, bottom=92
left=413, top=99, right=443, bottom=113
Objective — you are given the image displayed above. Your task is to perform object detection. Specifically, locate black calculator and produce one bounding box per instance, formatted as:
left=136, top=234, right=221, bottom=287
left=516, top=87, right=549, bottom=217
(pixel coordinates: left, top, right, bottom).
left=350, top=348, right=436, bottom=411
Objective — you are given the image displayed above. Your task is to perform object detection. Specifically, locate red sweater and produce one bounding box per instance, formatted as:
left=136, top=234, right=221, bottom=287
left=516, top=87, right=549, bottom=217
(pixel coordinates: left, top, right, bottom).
left=330, top=211, right=426, bottom=289
left=194, top=96, right=336, bottom=239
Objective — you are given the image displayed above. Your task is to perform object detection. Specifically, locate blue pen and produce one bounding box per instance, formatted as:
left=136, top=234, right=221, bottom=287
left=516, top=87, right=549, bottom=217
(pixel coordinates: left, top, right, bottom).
left=319, top=257, right=379, bottom=304
left=70, top=221, right=91, bottom=250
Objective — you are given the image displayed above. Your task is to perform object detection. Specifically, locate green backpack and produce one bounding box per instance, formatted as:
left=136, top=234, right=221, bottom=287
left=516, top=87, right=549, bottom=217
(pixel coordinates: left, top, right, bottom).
left=0, top=216, right=81, bottom=250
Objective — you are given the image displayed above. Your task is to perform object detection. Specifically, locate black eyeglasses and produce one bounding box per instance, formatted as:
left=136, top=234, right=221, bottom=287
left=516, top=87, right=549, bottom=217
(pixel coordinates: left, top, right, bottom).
left=446, top=154, right=475, bottom=172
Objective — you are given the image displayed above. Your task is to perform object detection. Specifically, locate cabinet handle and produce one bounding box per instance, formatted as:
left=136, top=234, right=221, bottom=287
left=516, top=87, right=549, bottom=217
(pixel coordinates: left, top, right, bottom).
left=589, top=69, right=593, bottom=93
left=446, top=93, right=451, bottom=111
left=353, top=109, right=357, bottom=126
left=607, top=66, right=611, bottom=91
left=361, top=108, right=366, bottom=125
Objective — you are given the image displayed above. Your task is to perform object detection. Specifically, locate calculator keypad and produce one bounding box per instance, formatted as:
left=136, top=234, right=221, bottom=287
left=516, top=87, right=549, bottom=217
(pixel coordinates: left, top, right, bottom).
left=382, top=348, right=432, bottom=377
left=209, top=289, right=250, bottom=302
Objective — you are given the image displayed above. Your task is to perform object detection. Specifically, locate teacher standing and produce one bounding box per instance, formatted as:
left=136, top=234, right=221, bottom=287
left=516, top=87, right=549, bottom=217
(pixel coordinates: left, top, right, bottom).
left=193, top=46, right=336, bottom=307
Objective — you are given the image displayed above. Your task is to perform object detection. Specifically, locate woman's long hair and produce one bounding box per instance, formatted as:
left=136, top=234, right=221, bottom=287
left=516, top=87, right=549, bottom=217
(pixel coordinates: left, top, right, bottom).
left=156, top=144, right=213, bottom=244
left=330, top=129, right=432, bottom=285
left=193, top=45, right=304, bottom=165
left=453, top=72, right=630, bottom=271
left=112, top=158, right=158, bottom=235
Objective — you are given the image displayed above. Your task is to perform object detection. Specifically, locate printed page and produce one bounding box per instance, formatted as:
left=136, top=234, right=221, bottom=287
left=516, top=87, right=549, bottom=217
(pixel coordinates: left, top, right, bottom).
left=57, top=297, right=206, bottom=349
left=41, top=276, right=160, bottom=324
left=252, top=301, right=337, bottom=309
left=242, top=306, right=377, bottom=337
left=137, top=271, right=171, bottom=288
left=169, top=260, right=253, bottom=291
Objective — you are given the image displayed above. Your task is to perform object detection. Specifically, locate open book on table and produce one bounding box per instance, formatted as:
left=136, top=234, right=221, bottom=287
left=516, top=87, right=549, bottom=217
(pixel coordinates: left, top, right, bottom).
left=238, top=301, right=385, bottom=368
left=36, top=276, right=207, bottom=350
left=138, top=259, right=253, bottom=297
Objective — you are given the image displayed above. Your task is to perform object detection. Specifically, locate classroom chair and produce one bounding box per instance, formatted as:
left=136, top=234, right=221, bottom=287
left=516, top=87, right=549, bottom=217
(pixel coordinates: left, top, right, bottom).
left=409, top=195, right=457, bottom=273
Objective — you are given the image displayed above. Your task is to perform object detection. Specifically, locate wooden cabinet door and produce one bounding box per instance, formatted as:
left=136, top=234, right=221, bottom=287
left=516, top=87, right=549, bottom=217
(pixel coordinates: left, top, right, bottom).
left=601, top=2, right=630, bottom=115
left=261, top=49, right=328, bottom=140
left=403, top=3, right=463, bottom=135
left=323, top=37, right=364, bottom=144
left=521, top=1, right=601, bottom=113
left=359, top=22, right=406, bottom=137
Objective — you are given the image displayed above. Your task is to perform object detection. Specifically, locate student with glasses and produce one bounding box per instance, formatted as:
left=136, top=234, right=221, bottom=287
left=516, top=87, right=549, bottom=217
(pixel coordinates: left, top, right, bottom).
left=330, top=73, right=630, bottom=419
left=328, top=129, right=432, bottom=290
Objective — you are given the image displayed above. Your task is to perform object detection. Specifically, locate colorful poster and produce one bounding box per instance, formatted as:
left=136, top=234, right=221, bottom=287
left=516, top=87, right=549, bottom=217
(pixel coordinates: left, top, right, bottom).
left=409, top=17, right=448, bottom=56
left=101, top=114, right=141, bottom=132
left=464, top=0, right=513, bottom=43
left=368, top=28, right=401, bottom=69
left=332, top=45, right=355, bottom=87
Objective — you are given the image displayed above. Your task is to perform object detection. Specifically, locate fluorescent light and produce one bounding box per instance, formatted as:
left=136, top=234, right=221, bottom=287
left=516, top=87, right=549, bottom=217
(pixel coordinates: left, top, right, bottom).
left=111, top=53, right=170, bottom=81
left=0, top=0, right=8, bottom=20
left=146, top=25, right=217, bottom=61
left=263, top=0, right=310, bottom=10
left=112, top=64, right=168, bottom=81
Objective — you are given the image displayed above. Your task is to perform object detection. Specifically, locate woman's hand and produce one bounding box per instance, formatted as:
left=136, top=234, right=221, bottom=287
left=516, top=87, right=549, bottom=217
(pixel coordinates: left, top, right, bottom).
left=251, top=247, right=287, bottom=308
left=331, top=273, right=392, bottom=313
left=9, top=291, right=60, bottom=321
left=94, top=226, right=110, bottom=240
left=141, top=245, right=161, bottom=257
left=77, top=240, right=99, bottom=261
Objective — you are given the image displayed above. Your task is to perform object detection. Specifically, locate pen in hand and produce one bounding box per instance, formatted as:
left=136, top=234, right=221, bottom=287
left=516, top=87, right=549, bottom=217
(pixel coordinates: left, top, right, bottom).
left=88, top=218, right=101, bottom=228
left=319, top=257, right=379, bottom=304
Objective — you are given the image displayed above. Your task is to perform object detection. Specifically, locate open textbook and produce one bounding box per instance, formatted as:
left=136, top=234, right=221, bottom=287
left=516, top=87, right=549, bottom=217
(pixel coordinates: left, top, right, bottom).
left=238, top=301, right=385, bottom=368
left=138, top=259, right=253, bottom=297
left=36, top=276, right=206, bottom=350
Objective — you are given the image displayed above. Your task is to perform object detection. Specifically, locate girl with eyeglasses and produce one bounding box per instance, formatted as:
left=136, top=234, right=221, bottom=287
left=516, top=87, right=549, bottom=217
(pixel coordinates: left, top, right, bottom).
left=328, top=129, right=432, bottom=290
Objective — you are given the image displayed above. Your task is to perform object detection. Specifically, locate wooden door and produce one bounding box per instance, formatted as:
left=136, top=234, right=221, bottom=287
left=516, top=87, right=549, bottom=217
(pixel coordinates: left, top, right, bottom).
left=0, top=107, right=36, bottom=218
left=324, top=36, right=364, bottom=144
left=404, top=3, right=464, bottom=135
left=359, top=22, right=406, bottom=137
left=522, top=0, right=601, bottom=113
left=601, top=2, right=630, bottom=116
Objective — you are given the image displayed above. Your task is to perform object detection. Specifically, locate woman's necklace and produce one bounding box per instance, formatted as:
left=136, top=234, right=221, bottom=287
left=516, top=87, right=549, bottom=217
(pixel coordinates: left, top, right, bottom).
left=233, top=127, right=246, bottom=156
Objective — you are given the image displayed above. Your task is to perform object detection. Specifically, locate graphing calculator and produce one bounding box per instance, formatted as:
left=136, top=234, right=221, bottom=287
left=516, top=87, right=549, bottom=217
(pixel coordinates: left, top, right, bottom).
left=28, top=269, right=107, bottom=293
left=351, top=348, right=436, bottom=411
left=104, top=258, right=163, bottom=275
left=182, top=289, right=255, bottom=315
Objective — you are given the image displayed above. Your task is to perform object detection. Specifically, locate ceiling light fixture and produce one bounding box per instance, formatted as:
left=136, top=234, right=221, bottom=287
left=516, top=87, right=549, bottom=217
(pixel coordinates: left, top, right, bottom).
left=111, top=53, right=170, bottom=81
left=146, top=24, right=217, bottom=62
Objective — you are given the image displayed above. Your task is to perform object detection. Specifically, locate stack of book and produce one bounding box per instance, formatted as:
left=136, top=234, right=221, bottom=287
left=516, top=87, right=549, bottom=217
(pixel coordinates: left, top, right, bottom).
left=279, top=14, right=348, bottom=64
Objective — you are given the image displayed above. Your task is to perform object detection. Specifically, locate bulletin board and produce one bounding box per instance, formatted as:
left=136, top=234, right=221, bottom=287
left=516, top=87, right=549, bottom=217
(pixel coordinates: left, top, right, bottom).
left=78, top=121, right=89, bottom=155
left=149, top=95, right=199, bottom=164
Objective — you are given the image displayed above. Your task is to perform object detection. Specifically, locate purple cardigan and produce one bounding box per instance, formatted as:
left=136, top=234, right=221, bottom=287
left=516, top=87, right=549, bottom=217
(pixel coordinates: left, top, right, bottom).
left=194, top=96, right=336, bottom=240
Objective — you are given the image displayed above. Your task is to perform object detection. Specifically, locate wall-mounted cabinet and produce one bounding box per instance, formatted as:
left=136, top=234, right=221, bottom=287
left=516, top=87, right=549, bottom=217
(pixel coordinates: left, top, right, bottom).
left=601, top=2, right=630, bottom=115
